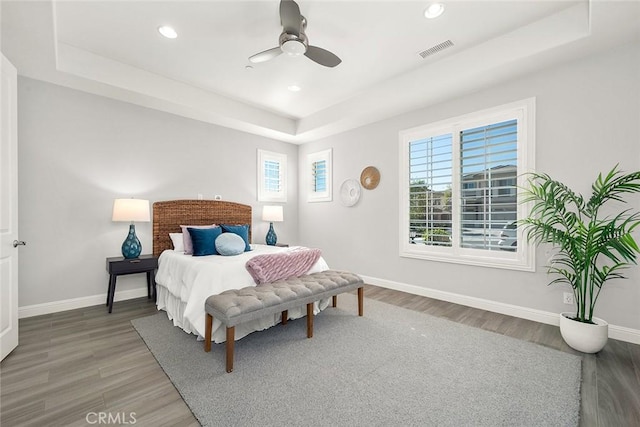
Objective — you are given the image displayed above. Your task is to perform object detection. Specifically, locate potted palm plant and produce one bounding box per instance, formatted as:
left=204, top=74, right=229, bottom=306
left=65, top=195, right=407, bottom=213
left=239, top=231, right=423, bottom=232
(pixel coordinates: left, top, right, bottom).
left=520, top=165, right=640, bottom=353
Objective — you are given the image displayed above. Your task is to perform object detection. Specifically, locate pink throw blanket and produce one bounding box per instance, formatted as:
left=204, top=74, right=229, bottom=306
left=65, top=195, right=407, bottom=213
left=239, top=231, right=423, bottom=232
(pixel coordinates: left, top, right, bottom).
left=246, top=248, right=322, bottom=285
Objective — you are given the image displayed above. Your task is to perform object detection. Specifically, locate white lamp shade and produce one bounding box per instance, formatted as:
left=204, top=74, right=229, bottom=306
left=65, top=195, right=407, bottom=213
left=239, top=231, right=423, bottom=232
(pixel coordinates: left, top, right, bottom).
left=262, top=205, right=283, bottom=222
left=112, top=199, right=150, bottom=222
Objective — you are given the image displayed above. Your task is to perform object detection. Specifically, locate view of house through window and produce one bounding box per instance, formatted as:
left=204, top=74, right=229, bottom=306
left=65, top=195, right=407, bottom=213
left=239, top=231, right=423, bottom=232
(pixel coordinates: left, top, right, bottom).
left=401, top=99, right=534, bottom=270
left=459, top=119, right=518, bottom=251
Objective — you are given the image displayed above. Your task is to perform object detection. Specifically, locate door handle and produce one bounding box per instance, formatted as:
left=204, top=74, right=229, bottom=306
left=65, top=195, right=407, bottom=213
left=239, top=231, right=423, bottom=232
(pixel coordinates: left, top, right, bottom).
left=12, top=240, right=26, bottom=248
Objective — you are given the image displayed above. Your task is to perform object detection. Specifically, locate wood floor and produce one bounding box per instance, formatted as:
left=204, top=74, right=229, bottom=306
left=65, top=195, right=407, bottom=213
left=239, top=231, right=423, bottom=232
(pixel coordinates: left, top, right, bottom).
left=1, top=285, right=639, bottom=426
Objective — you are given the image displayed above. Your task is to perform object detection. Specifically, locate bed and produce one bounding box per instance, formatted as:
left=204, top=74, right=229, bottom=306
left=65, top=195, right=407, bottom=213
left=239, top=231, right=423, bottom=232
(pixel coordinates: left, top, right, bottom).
left=152, top=199, right=330, bottom=343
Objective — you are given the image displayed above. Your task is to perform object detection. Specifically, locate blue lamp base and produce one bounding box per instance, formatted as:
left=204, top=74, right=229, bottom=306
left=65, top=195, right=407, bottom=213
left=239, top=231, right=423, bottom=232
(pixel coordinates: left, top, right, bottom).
left=265, top=222, right=277, bottom=246
left=122, top=223, right=142, bottom=259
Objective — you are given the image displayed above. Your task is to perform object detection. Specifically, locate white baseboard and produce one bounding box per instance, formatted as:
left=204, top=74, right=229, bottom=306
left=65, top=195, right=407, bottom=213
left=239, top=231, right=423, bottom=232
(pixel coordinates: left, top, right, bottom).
left=18, top=288, right=149, bottom=319
left=609, top=324, right=640, bottom=346
left=359, top=274, right=640, bottom=345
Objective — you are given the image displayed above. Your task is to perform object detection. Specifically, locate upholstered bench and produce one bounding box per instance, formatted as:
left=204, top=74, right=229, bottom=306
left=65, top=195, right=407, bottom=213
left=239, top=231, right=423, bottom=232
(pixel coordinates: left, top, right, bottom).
left=204, top=270, right=364, bottom=372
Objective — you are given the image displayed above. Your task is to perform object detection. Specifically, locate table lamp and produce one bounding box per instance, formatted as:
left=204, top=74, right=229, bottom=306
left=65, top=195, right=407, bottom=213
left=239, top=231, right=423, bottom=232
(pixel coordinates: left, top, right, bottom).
left=262, top=205, right=283, bottom=246
left=112, top=198, right=150, bottom=258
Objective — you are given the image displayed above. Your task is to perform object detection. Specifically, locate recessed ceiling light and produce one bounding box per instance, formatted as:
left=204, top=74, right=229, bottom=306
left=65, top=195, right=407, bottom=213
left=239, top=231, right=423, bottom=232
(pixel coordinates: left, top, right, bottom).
left=287, top=85, right=301, bottom=92
left=158, top=26, right=178, bottom=39
left=424, top=3, right=445, bottom=19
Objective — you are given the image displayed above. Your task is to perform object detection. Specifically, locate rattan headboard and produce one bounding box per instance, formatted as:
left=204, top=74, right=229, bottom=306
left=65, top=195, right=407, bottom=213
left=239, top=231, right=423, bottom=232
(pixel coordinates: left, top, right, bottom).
left=152, top=200, right=252, bottom=257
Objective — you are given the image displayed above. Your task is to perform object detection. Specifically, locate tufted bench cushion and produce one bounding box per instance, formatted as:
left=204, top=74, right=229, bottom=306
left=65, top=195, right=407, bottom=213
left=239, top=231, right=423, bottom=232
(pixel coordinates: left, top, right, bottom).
left=204, top=270, right=364, bottom=372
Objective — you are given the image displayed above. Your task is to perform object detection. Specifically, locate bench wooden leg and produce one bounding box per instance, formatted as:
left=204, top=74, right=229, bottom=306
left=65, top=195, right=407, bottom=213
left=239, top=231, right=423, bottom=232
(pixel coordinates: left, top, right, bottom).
left=204, top=314, right=213, bottom=352
left=282, top=310, right=288, bottom=325
left=358, top=287, right=364, bottom=316
left=226, top=326, right=235, bottom=373
left=306, top=303, right=314, bottom=338
left=332, top=295, right=337, bottom=307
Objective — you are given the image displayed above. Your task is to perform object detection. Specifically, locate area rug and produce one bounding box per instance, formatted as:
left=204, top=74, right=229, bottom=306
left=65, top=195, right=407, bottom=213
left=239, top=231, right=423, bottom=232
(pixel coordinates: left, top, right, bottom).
left=132, top=294, right=581, bottom=427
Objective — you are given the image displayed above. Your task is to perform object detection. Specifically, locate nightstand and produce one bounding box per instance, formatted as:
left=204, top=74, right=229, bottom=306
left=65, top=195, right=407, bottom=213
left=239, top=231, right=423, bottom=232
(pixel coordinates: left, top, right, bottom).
left=106, top=254, right=158, bottom=313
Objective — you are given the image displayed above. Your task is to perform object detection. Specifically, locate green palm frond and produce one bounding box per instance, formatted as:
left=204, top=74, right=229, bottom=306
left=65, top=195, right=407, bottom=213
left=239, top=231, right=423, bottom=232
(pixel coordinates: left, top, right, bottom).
left=588, top=165, right=640, bottom=212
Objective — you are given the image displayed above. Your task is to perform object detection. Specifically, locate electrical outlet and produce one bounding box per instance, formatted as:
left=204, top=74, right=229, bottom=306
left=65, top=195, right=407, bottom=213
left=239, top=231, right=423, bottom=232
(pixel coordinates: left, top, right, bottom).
left=197, top=193, right=203, bottom=200
left=563, top=292, right=574, bottom=305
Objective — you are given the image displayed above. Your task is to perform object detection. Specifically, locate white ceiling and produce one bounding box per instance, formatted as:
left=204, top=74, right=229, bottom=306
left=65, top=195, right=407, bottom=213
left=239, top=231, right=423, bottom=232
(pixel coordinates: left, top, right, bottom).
left=2, top=1, right=639, bottom=143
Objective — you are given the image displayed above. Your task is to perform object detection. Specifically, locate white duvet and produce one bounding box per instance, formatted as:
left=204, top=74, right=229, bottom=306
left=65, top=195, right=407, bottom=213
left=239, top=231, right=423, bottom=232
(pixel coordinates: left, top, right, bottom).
left=155, top=244, right=330, bottom=343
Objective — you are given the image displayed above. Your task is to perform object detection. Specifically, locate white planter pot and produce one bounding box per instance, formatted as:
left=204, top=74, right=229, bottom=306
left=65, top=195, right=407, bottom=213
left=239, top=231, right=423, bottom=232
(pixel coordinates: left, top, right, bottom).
left=559, top=312, right=608, bottom=353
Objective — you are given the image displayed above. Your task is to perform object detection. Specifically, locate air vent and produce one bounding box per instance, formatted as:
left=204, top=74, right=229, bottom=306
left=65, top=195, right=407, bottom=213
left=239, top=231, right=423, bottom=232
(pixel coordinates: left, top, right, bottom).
left=418, top=40, right=454, bottom=59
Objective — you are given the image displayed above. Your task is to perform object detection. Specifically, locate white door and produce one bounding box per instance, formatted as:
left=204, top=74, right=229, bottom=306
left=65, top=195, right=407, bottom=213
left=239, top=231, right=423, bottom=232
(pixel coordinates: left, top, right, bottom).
left=0, top=53, right=19, bottom=361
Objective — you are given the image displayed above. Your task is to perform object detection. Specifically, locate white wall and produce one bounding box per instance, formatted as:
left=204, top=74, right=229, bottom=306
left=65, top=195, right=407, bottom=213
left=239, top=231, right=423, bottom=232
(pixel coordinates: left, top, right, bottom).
left=298, top=41, right=640, bottom=332
left=17, top=77, right=298, bottom=308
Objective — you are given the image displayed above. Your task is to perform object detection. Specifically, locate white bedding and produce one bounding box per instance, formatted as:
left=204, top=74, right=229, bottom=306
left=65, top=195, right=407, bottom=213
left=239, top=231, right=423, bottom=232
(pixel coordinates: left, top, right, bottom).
left=155, top=244, right=330, bottom=343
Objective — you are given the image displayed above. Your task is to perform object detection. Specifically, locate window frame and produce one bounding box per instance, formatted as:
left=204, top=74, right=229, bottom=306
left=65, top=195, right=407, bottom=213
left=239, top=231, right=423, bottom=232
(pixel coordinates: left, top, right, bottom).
left=257, top=149, right=287, bottom=203
left=399, top=98, right=536, bottom=271
left=307, top=148, right=333, bottom=203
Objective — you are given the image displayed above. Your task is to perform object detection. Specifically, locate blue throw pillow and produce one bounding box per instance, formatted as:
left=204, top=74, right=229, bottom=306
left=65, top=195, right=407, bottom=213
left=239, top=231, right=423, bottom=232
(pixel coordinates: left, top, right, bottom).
left=215, top=233, right=246, bottom=256
left=187, top=226, right=222, bottom=256
left=221, top=224, right=251, bottom=251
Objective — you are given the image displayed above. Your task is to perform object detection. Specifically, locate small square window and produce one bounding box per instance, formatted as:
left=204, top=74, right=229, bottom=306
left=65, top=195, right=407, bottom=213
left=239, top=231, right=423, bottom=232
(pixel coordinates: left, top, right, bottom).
left=257, top=150, right=287, bottom=202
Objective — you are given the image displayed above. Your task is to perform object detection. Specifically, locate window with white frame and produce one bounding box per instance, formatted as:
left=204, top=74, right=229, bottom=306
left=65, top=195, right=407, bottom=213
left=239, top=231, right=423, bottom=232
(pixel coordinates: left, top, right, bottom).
left=307, top=148, right=332, bottom=202
left=399, top=99, right=535, bottom=271
left=257, top=150, right=287, bottom=202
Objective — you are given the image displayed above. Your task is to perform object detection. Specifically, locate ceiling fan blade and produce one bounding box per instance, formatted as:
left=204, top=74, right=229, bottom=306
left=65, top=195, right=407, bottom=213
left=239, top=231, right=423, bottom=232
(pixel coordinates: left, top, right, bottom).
left=249, top=46, right=282, bottom=64
left=305, top=46, right=342, bottom=68
left=280, top=0, right=302, bottom=36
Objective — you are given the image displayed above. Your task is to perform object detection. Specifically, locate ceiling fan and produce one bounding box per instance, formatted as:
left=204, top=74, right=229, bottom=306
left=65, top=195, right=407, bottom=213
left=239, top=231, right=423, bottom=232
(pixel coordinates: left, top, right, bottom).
left=249, top=0, right=341, bottom=68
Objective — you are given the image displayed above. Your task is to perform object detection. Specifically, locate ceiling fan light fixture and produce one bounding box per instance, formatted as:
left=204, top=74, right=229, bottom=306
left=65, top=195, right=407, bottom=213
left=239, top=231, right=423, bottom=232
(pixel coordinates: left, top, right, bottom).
left=424, top=3, right=445, bottom=19
left=158, top=26, right=178, bottom=39
left=249, top=0, right=340, bottom=67
left=281, top=40, right=306, bottom=56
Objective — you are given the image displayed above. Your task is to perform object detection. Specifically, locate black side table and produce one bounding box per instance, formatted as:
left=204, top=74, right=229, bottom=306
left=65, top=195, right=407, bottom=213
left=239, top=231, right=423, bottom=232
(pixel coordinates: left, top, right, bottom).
left=106, top=254, right=158, bottom=313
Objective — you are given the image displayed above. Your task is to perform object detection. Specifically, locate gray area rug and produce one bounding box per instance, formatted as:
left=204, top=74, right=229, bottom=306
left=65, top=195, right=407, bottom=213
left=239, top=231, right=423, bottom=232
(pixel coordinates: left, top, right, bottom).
left=132, top=294, right=581, bottom=427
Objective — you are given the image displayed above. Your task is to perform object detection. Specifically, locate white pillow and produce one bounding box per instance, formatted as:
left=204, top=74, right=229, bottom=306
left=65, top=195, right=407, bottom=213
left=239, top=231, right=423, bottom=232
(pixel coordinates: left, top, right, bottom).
left=215, top=232, right=245, bottom=256
left=169, top=232, right=185, bottom=252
